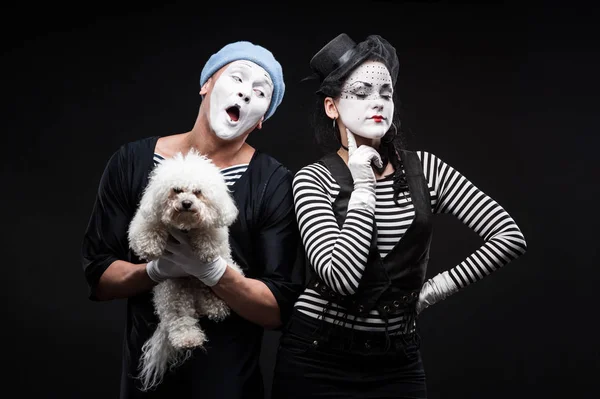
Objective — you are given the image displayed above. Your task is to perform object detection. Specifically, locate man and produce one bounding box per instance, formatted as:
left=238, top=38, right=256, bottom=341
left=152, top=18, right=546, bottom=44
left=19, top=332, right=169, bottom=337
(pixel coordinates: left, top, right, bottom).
left=81, top=41, right=305, bottom=398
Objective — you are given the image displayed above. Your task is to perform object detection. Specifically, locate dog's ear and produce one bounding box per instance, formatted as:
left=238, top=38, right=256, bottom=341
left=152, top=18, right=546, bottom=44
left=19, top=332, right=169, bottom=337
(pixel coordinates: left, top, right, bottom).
left=217, top=193, right=239, bottom=227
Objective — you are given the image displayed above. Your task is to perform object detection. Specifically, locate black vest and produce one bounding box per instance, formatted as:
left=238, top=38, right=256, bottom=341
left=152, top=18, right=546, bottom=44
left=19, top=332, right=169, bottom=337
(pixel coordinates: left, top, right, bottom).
left=308, top=150, right=433, bottom=320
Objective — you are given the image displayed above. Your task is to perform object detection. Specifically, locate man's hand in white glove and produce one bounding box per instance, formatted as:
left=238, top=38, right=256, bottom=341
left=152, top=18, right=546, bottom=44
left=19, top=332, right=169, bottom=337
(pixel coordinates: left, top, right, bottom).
left=145, top=257, right=188, bottom=283
left=346, top=128, right=383, bottom=213
left=162, top=228, right=228, bottom=287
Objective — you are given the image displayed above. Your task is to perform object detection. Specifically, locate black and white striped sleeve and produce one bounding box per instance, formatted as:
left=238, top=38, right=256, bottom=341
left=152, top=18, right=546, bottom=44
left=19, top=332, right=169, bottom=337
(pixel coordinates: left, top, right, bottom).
left=419, top=151, right=528, bottom=289
left=292, top=163, right=375, bottom=296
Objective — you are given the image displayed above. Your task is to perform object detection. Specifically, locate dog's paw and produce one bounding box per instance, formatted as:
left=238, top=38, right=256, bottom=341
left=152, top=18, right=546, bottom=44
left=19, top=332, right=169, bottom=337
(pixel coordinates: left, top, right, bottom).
left=168, top=325, right=207, bottom=349
left=201, top=296, right=231, bottom=322
left=206, top=307, right=230, bottom=322
left=130, top=229, right=167, bottom=260
left=198, top=253, right=219, bottom=264
left=139, top=248, right=164, bottom=261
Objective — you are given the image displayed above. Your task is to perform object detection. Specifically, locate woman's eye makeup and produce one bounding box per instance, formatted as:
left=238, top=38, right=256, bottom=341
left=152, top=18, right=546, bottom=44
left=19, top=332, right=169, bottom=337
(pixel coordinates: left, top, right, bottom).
left=341, top=85, right=392, bottom=100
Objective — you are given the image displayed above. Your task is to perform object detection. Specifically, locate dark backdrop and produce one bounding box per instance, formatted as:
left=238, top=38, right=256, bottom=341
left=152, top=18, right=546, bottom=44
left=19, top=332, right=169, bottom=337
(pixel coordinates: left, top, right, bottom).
left=3, top=2, right=598, bottom=398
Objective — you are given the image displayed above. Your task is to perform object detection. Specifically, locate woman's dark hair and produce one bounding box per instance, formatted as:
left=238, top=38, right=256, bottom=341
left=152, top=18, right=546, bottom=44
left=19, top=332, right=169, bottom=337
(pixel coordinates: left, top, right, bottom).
left=311, top=35, right=409, bottom=204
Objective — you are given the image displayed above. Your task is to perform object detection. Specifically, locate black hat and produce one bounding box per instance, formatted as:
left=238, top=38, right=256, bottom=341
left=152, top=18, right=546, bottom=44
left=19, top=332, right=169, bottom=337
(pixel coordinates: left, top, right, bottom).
left=308, top=33, right=399, bottom=96
left=309, top=33, right=359, bottom=82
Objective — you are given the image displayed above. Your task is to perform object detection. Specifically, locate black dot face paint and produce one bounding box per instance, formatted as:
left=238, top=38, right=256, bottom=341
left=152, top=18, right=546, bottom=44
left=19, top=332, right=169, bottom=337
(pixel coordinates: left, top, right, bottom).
left=335, top=61, right=395, bottom=141
left=340, top=63, right=393, bottom=101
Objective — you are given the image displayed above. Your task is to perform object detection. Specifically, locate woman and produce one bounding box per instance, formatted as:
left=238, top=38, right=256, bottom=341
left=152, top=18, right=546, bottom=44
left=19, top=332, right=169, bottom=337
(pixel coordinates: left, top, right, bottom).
left=271, top=34, right=527, bottom=398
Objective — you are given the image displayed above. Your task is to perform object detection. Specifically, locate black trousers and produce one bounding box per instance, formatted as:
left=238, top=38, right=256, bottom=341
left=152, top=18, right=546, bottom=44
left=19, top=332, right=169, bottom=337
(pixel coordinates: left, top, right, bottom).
left=271, top=310, right=427, bottom=399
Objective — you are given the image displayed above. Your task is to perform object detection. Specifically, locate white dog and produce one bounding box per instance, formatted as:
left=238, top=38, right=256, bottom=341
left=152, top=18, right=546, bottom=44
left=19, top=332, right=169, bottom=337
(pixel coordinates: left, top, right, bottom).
left=127, top=149, right=242, bottom=391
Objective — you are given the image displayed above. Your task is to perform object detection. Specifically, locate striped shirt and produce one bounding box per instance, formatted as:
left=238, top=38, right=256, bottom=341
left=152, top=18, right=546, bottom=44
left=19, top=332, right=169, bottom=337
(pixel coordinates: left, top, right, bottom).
left=153, top=153, right=248, bottom=186
left=293, top=151, right=527, bottom=333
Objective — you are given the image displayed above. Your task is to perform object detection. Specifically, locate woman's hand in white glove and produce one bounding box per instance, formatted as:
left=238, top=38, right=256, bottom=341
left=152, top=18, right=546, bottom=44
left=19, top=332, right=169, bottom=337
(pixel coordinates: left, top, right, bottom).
left=345, top=128, right=383, bottom=213
left=416, top=271, right=458, bottom=315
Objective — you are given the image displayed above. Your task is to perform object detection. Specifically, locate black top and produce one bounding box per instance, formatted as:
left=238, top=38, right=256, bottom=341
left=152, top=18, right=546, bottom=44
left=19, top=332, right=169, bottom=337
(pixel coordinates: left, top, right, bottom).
left=81, top=136, right=305, bottom=398
left=309, top=151, right=433, bottom=319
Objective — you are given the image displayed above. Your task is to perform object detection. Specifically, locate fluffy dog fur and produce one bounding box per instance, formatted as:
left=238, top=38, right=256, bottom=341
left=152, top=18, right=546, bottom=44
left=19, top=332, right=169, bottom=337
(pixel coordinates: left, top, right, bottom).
left=127, top=149, right=242, bottom=391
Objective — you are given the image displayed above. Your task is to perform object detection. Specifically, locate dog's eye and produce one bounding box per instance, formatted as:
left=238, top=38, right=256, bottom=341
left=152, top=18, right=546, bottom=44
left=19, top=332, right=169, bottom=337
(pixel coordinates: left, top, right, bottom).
left=193, top=190, right=202, bottom=196
left=173, top=188, right=183, bottom=194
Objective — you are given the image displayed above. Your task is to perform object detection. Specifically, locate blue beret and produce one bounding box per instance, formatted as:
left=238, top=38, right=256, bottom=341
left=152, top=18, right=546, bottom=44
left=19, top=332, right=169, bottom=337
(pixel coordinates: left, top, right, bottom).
left=200, top=41, right=284, bottom=121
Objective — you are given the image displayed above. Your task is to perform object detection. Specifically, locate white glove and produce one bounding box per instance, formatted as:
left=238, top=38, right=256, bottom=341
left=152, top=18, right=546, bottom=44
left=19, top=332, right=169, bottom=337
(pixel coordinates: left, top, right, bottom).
left=145, top=257, right=189, bottom=283
left=162, top=228, right=228, bottom=287
left=345, top=128, right=383, bottom=213
left=416, top=271, right=458, bottom=315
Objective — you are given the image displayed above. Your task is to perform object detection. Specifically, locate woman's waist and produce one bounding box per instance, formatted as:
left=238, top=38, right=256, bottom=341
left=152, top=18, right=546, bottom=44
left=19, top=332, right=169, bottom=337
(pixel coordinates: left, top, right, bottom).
left=306, top=277, right=420, bottom=316
left=285, top=308, right=419, bottom=353
left=294, top=290, right=416, bottom=334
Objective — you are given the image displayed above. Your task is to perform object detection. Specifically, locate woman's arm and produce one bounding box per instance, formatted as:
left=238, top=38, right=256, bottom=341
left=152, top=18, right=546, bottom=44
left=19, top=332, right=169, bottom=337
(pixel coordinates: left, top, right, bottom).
left=293, top=163, right=376, bottom=296
left=416, top=151, right=528, bottom=312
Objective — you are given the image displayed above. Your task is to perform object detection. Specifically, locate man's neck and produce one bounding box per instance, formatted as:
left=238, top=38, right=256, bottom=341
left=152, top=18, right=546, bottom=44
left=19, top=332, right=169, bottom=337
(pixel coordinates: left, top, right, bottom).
left=156, top=114, right=256, bottom=168
left=184, top=118, right=254, bottom=168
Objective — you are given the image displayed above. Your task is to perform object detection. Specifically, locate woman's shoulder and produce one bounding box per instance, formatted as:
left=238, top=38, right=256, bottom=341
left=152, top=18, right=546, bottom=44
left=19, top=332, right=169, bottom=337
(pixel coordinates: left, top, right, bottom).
left=293, top=161, right=339, bottom=191
left=403, top=149, right=436, bottom=160
left=294, top=161, right=335, bottom=181
left=296, top=161, right=332, bottom=175
left=403, top=149, right=445, bottom=169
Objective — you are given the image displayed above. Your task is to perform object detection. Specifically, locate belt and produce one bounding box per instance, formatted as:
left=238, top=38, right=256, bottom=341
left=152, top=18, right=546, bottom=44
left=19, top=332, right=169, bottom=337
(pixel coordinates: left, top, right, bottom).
left=308, top=278, right=420, bottom=316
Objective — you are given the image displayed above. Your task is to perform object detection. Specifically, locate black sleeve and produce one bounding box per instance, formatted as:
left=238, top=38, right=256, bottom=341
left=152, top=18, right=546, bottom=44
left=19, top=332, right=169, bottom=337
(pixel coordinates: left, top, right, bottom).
left=253, top=167, right=306, bottom=327
left=81, top=145, right=135, bottom=300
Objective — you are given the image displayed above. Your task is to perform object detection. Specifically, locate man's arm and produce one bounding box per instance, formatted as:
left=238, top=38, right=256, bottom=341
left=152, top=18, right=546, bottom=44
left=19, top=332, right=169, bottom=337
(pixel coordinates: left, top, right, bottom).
left=158, top=166, right=305, bottom=329
left=212, top=267, right=281, bottom=329
left=82, top=145, right=159, bottom=301
left=168, top=168, right=304, bottom=330
left=95, top=260, right=156, bottom=301
left=164, top=227, right=290, bottom=329
left=214, top=169, right=305, bottom=330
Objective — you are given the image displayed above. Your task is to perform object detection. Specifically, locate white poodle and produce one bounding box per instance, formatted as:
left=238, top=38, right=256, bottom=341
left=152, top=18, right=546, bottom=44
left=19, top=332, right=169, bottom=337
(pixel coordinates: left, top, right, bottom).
left=127, top=149, right=242, bottom=391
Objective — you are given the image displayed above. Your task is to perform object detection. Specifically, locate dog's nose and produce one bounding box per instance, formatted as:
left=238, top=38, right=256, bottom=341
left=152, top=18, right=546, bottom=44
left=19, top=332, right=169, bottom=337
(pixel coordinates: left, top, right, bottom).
left=181, top=200, right=193, bottom=209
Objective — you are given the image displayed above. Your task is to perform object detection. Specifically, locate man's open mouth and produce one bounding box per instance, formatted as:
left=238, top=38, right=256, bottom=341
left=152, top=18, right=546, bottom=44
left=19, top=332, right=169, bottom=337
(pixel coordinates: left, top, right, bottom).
left=226, top=105, right=240, bottom=122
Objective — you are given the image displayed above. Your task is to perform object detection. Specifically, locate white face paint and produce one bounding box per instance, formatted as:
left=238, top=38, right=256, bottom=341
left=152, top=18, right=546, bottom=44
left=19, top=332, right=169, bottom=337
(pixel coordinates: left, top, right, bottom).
left=208, top=60, right=273, bottom=140
left=336, top=61, right=394, bottom=140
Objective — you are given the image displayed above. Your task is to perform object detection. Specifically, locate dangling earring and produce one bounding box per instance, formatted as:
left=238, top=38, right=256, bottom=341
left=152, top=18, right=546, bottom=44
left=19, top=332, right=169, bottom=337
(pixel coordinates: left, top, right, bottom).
left=332, top=118, right=337, bottom=129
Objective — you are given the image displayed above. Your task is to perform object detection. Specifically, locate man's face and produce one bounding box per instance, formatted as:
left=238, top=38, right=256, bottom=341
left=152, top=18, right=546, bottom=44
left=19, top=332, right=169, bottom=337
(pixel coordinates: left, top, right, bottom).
left=335, top=60, right=394, bottom=139
left=207, top=60, right=273, bottom=141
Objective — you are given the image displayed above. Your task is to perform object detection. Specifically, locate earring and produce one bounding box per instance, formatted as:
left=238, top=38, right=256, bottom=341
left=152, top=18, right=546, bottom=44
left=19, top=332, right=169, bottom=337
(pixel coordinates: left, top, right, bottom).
left=333, top=118, right=337, bottom=129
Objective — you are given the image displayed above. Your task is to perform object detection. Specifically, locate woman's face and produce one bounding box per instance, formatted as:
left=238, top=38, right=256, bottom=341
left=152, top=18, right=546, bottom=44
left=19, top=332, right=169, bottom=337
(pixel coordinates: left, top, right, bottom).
left=335, top=60, right=394, bottom=139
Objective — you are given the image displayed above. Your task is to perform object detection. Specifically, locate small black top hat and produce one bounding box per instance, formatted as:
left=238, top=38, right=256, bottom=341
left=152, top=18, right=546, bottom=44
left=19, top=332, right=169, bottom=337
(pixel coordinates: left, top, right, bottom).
left=307, top=33, right=400, bottom=96
left=309, top=33, right=359, bottom=82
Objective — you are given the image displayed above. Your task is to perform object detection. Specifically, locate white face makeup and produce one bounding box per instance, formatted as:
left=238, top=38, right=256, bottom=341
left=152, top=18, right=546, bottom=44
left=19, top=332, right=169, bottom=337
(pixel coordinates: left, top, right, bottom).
left=208, top=60, right=273, bottom=140
left=336, top=61, right=394, bottom=140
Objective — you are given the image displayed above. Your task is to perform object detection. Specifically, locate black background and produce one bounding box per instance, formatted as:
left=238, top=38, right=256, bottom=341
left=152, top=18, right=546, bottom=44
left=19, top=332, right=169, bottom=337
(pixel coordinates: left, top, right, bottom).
left=3, top=1, right=598, bottom=398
